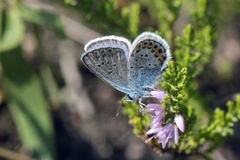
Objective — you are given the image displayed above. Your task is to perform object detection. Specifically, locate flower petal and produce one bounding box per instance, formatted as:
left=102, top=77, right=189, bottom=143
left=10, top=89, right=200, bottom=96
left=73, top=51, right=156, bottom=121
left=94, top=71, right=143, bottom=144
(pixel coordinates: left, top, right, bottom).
left=174, top=115, right=185, bottom=132
left=150, top=90, right=167, bottom=101
left=151, top=115, right=165, bottom=127
left=146, top=127, right=161, bottom=135
left=162, top=142, right=167, bottom=149
left=146, top=103, right=163, bottom=111
left=174, top=125, right=179, bottom=144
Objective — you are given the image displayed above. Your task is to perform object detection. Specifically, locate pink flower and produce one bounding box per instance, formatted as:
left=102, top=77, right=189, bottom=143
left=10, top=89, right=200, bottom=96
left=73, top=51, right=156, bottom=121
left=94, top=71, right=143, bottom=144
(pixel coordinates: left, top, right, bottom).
left=142, top=90, right=185, bottom=148
left=156, top=124, right=179, bottom=148
left=146, top=104, right=165, bottom=128
left=146, top=123, right=180, bottom=148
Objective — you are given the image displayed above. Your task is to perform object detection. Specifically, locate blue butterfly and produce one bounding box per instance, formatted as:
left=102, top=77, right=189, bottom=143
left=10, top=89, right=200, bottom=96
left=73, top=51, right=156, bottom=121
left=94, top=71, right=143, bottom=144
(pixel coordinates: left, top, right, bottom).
left=81, top=32, right=171, bottom=101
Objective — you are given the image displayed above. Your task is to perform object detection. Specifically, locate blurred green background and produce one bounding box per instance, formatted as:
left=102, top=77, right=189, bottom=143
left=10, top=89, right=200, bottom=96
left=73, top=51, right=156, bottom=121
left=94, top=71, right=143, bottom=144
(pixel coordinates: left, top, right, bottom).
left=0, top=0, right=240, bottom=160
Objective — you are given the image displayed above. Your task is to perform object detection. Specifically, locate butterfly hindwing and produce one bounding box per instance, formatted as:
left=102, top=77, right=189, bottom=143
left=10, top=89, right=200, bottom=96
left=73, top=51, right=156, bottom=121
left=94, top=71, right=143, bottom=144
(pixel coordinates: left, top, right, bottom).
left=128, top=32, right=171, bottom=89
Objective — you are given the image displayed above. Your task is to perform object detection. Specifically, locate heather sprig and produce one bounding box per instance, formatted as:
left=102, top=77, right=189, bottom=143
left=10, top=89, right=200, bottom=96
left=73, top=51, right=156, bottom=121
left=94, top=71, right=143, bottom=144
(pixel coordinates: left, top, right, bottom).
left=123, top=0, right=240, bottom=158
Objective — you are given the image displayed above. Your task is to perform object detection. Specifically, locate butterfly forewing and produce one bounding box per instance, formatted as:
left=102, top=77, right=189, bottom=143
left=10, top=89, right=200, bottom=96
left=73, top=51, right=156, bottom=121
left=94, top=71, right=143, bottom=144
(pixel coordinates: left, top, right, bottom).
left=81, top=36, right=133, bottom=94
left=128, top=32, right=171, bottom=89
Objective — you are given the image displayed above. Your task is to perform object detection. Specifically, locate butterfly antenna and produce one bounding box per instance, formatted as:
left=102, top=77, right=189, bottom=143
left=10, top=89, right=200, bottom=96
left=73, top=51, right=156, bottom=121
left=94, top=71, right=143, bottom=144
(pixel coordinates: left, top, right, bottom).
left=113, top=101, right=123, bottom=119
left=113, top=106, right=122, bottom=119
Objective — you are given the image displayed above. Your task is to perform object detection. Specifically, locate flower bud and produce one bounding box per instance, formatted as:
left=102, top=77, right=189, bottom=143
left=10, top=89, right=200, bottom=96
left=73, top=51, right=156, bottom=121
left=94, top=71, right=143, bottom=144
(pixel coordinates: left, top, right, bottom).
left=174, top=115, right=185, bottom=132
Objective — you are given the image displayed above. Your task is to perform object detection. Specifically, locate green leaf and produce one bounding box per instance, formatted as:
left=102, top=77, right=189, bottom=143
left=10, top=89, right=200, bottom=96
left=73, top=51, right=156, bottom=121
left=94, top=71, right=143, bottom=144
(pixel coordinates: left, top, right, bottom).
left=128, top=3, right=140, bottom=37
left=0, top=6, right=24, bottom=52
left=0, top=47, right=55, bottom=160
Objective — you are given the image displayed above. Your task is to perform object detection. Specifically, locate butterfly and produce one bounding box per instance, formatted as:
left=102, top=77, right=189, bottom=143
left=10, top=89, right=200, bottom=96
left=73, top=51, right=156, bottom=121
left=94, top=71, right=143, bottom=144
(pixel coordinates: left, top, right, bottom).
left=81, top=32, right=171, bottom=101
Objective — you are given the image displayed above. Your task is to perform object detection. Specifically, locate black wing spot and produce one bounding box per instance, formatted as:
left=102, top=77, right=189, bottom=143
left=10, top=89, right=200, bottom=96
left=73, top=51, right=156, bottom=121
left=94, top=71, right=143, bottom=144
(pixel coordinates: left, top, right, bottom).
left=107, top=48, right=113, bottom=52
left=100, top=49, right=105, bottom=53
left=93, top=51, right=99, bottom=55
left=158, top=48, right=163, bottom=53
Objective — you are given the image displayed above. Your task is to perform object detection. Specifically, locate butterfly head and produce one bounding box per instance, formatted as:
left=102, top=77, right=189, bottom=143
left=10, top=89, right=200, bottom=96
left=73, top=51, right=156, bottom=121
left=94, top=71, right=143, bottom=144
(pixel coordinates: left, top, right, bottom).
left=126, top=88, right=151, bottom=102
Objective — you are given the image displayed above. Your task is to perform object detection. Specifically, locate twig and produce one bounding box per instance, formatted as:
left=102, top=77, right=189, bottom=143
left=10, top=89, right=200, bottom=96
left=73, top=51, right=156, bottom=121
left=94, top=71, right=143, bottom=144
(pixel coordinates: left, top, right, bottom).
left=0, top=147, right=34, bottom=160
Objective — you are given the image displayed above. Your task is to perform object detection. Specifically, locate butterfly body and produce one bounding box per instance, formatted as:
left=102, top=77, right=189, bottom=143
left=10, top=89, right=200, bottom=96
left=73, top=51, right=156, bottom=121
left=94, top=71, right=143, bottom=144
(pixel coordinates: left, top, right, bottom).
left=81, top=32, right=171, bottom=101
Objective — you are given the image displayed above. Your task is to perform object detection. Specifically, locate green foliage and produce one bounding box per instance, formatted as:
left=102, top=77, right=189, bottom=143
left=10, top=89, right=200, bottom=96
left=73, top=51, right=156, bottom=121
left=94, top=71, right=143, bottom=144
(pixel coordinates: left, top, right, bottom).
left=0, top=48, right=56, bottom=160
left=122, top=101, right=151, bottom=138
left=1, top=0, right=239, bottom=159
left=175, top=25, right=199, bottom=79
left=122, top=3, right=140, bottom=37
left=0, top=1, right=66, bottom=159
left=64, top=0, right=77, bottom=6
left=19, top=5, right=66, bottom=38
left=80, top=0, right=240, bottom=157
left=122, top=0, right=240, bottom=157
left=177, top=95, right=240, bottom=154
left=76, top=0, right=142, bottom=38
left=154, top=0, right=183, bottom=42
left=199, top=95, right=240, bottom=152
left=161, top=62, right=187, bottom=115
left=0, top=5, right=24, bottom=52
left=161, top=0, right=240, bottom=156
left=175, top=1, right=217, bottom=80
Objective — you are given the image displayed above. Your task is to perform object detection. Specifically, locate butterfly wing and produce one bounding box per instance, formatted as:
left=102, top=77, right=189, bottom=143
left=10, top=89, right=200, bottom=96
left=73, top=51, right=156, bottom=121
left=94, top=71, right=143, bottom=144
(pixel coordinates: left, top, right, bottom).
left=81, top=36, right=134, bottom=94
left=128, top=32, right=171, bottom=89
